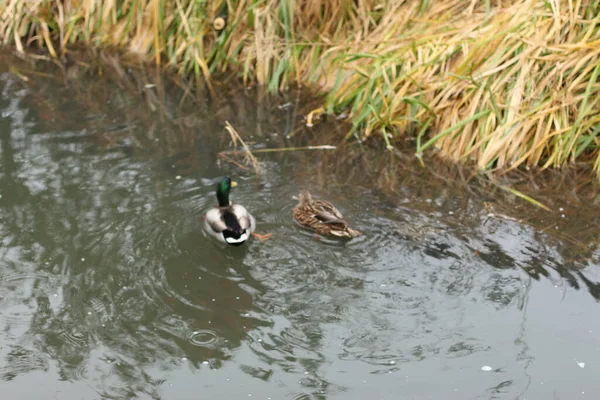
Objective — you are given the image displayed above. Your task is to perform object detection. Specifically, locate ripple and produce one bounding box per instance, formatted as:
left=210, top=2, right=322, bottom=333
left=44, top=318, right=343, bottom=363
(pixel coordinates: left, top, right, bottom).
left=168, top=188, right=209, bottom=215
left=95, top=356, right=118, bottom=381
left=0, top=272, right=51, bottom=283
left=0, top=311, right=35, bottom=326
left=188, top=329, right=220, bottom=347
left=273, top=200, right=297, bottom=227
left=73, top=362, right=89, bottom=380
left=58, top=328, right=88, bottom=348
left=1, top=346, right=48, bottom=380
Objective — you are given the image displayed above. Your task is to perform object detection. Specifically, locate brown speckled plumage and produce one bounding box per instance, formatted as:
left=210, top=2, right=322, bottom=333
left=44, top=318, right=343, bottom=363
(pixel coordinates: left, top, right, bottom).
left=292, top=190, right=362, bottom=238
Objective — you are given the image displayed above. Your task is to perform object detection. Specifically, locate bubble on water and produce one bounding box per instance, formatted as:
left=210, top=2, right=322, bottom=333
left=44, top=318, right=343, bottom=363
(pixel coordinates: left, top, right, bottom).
left=189, top=330, right=219, bottom=347
left=212, top=298, right=216, bottom=302
left=561, top=214, right=566, bottom=218
left=481, top=366, right=492, bottom=371
left=202, top=361, right=209, bottom=365
left=87, top=311, right=92, bottom=315
left=81, top=258, right=86, bottom=262
left=175, top=175, right=182, bottom=180
left=448, top=211, right=454, bottom=215
left=181, top=357, right=187, bottom=361
left=389, top=360, right=396, bottom=365
left=559, top=207, right=564, bottom=211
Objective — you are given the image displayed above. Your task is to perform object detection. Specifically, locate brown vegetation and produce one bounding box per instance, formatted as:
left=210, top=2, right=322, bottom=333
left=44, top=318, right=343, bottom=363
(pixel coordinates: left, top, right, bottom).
left=1, top=0, right=599, bottom=174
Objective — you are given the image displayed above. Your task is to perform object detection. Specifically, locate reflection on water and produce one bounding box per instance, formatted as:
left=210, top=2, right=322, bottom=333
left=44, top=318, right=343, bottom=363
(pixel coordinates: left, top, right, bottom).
left=0, top=53, right=600, bottom=399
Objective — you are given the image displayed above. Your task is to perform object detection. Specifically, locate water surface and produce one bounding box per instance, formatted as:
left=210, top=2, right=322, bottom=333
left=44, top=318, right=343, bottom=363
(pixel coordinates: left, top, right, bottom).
left=0, top=54, right=599, bottom=399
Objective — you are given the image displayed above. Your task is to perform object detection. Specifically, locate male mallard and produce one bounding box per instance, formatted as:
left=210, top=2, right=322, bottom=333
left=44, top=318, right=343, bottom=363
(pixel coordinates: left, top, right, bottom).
left=292, top=190, right=362, bottom=238
left=204, top=177, right=271, bottom=246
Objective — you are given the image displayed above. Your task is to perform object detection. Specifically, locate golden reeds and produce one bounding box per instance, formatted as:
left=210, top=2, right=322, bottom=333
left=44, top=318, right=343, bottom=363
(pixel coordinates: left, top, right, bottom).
left=1, top=0, right=599, bottom=174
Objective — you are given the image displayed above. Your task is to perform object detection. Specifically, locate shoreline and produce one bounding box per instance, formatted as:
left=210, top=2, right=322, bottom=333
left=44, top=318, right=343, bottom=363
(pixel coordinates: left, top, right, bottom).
left=1, top=0, right=599, bottom=174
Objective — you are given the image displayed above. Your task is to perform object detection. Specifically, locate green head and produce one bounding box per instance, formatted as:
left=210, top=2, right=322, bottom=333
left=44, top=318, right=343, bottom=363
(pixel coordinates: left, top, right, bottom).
left=216, top=177, right=238, bottom=207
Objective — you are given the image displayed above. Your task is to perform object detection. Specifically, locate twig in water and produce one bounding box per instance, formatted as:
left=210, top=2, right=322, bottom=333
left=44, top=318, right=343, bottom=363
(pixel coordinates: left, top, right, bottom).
left=218, top=145, right=336, bottom=156
left=217, top=153, right=255, bottom=173
left=224, top=121, right=261, bottom=175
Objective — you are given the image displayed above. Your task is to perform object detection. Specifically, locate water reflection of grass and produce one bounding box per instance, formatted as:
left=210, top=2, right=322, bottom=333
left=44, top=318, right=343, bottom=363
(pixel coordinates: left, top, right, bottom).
left=2, top=0, right=599, bottom=174
left=6, top=51, right=600, bottom=268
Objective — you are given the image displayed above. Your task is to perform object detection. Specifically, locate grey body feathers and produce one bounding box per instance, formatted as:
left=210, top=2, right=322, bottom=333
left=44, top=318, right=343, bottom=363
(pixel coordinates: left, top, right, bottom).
left=204, top=204, right=256, bottom=245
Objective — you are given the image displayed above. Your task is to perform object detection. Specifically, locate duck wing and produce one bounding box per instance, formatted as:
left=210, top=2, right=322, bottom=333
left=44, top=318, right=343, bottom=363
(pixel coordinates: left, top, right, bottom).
left=328, top=205, right=345, bottom=220
left=206, top=208, right=228, bottom=233
left=315, top=210, right=347, bottom=225
left=313, top=199, right=345, bottom=220
left=230, top=204, right=253, bottom=230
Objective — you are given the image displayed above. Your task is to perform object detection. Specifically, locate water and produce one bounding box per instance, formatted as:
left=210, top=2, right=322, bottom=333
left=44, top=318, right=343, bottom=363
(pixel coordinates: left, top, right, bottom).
left=1, top=54, right=600, bottom=399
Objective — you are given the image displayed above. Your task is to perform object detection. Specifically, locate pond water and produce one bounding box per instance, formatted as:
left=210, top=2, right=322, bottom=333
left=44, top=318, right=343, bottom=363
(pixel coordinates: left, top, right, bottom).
left=0, top=54, right=600, bottom=399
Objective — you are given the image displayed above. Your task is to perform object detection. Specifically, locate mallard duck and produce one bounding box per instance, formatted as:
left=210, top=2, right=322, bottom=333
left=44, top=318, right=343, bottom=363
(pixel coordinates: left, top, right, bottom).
left=292, top=190, right=362, bottom=238
left=204, top=177, right=271, bottom=246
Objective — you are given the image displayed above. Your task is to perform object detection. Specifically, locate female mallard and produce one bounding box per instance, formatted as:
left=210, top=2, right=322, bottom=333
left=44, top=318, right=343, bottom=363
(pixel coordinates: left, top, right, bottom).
left=204, top=177, right=271, bottom=246
left=292, top=190, right=362, bottom=238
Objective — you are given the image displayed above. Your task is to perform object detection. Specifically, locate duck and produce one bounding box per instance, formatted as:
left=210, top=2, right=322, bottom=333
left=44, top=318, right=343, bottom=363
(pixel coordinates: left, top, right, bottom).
left=204, top=177, right=271, bottom=246
left=292, top=189, right=362, bottom=238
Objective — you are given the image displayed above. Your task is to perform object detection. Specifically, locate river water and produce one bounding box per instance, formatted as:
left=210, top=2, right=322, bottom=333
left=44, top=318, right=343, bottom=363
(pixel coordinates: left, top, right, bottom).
left=0, top=53, right=599, bottom=399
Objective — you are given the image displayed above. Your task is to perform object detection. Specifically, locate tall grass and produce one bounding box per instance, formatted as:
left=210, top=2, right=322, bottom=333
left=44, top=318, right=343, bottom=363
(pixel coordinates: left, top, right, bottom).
left=1, top=0, right=599, bottom=174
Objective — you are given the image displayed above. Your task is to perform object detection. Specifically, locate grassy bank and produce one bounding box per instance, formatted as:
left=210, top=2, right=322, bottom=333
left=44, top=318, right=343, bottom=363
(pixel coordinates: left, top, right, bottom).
left=1, top=0, right=599, bottom=174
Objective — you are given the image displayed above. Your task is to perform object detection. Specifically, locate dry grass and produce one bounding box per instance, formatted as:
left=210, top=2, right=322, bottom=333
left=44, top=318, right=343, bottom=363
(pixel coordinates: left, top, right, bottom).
left=222, top=121, right=262, bottom=174
left=1, top=0, right=599, bottom=174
